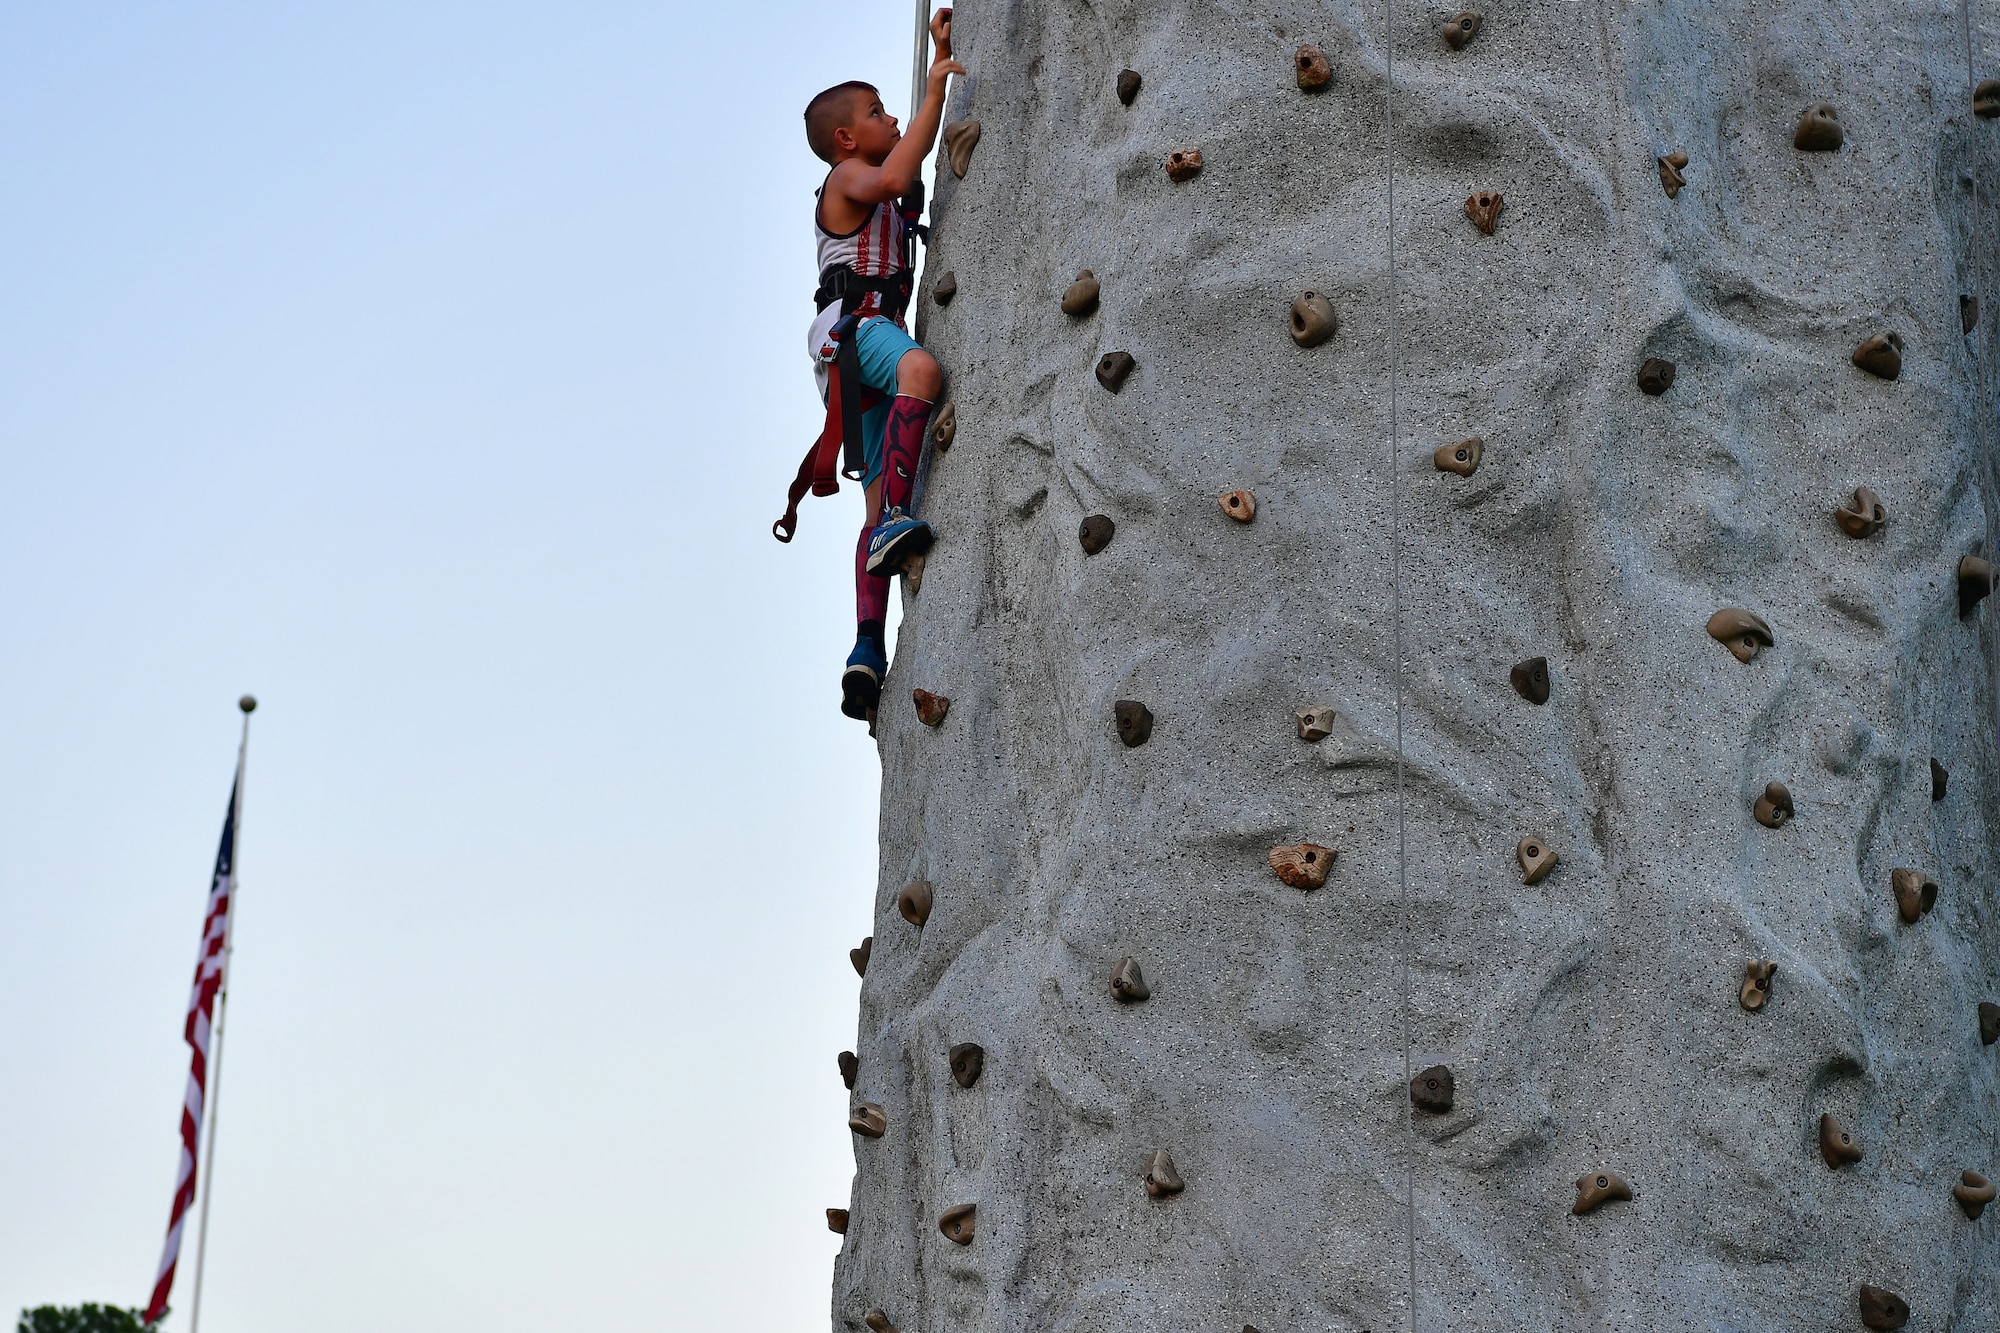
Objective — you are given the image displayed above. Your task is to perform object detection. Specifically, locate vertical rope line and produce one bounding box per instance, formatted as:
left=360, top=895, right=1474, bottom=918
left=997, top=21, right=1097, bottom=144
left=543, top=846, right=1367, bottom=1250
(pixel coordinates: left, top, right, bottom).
left=1967, top=0, right=2000, bottom=749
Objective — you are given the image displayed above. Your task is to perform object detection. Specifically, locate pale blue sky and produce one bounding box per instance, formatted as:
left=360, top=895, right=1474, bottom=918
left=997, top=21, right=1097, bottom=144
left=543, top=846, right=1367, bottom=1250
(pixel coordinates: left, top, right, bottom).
left=0, top=3, right=919, bottom=1327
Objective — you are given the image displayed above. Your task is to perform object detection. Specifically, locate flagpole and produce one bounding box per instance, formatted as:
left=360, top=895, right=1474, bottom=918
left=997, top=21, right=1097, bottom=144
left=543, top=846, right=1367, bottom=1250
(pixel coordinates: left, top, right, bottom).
left=187, top=694, right=254, bottom=1333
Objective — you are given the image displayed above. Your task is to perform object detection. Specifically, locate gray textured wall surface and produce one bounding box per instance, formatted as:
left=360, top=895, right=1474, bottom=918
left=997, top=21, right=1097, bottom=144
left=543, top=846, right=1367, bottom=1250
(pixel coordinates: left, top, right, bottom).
left=834, top=1, right=2000, bottom=1328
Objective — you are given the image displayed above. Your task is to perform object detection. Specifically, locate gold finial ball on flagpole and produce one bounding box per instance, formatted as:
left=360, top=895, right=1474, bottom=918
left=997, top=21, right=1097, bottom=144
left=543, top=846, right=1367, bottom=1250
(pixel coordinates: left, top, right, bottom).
left=239, top=695, right=258, bottom=714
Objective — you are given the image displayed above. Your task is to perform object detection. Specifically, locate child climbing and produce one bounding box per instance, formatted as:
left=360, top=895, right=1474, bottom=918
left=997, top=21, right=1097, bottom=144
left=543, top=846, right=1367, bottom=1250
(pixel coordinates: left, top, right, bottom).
left=775, top=8, right=963, bottom=726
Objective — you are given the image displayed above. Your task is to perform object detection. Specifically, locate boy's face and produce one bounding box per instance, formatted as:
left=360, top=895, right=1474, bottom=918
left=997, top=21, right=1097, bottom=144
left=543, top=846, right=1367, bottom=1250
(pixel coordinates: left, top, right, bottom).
left=839, top=94, right=901, bottom=162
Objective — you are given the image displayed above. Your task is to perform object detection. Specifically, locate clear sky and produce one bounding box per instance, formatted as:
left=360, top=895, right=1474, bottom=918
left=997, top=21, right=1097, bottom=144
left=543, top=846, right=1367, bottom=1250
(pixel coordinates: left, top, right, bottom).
left=1, top=3, right=922, bottom=1326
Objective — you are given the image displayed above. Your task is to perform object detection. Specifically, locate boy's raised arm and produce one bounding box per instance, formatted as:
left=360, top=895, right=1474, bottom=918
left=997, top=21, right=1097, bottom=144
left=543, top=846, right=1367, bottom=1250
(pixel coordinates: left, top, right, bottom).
left=833, top=9, right=963, bottom=208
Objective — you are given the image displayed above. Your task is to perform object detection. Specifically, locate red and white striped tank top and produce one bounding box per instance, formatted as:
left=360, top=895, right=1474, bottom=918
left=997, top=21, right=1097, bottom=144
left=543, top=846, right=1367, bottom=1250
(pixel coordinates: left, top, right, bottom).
left=814, top=184, right=906, bottom=322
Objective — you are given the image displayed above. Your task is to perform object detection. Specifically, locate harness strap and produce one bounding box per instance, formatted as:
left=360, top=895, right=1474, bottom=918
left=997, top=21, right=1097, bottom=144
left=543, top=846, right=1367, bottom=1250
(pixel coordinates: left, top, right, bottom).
left=772, top=316, right=886, bottom=543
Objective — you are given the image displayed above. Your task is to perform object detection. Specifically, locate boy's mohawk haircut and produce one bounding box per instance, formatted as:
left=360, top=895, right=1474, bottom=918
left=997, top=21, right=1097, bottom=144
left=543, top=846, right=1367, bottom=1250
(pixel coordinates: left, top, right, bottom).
left=805, top=81, right=879, bottom=164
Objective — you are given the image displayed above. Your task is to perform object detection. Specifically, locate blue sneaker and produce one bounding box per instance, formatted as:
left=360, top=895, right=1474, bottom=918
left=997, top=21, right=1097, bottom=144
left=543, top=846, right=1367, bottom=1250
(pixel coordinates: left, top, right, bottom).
left=864, top=507, right=935, bottom=576
left=840, top=634, right=887, bottom=721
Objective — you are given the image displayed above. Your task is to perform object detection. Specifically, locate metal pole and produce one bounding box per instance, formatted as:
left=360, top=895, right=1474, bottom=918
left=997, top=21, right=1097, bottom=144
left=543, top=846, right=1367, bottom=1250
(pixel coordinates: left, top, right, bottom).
left=910, top=0, right=928, bottom=124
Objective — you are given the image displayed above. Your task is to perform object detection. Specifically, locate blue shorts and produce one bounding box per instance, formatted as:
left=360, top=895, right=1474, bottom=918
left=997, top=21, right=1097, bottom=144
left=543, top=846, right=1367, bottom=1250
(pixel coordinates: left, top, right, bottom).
left=852, top=317, right=923, bottom=486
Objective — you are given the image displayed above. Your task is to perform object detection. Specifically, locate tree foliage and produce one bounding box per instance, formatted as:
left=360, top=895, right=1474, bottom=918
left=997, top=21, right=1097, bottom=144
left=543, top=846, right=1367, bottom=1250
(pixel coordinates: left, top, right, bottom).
left=16, top=1306, right=156, bottom=1333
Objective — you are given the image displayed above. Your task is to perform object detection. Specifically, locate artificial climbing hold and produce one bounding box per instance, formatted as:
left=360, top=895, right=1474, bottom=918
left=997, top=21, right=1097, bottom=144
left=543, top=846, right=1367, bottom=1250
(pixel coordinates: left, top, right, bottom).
left=1411, top=1064, right=1455, bottom=1114
left=1079, top=514, right=1115, bottom=555
left=1111, top=956, right=1151, bottom=1002
left=1295, top=45, right=1332, bottom=92
left=1706, top=608, right=1774, bottom=663
left=1964, top=294, right=1981, bottom=333
left=863, top=1312, right=896, bottom=1333
left=1891, top=867, right=1939, bottom=924
left=1144, top=1150, right=1185, bottom=1196
left=931, top=402, right=956, bottom=450
left=828, top=1207, right=850, bottom=1233
left=1166, top=149, right=1203, bottom=182
left=1117, top=69, right=1142, bottom=105
left=1852, top=332, right=1903, bottom=380
left=1061, top=271, right=1100, bottom=317
left=1572, top=1171, right=1632, bottom=1215
left=1933, top=758, right=1950, bottom=801
left=1955, top=1169, right=1996, bottom=1218
left=1753, top=780, right=1794, bottom=829
left=1464, top=190, right=1504, bottom=235
left=942, top=120, right=980, bottom=178
left=902, top=552, right=925, bottom=594
left=1820, top=1112, right=1864, bottom=1167
left=1740, top=959, right=1777, bottom=1011
left=838, top=1050, right=858, bottom=1090
left=933, top=271, right=956, bottom=305
left=1435, top=437, right=1482, bottom=477
left=1858, top=1285, right=1909, bottom=1330
left=1794, top=103, right=1843, bottom=151
left=1296, top=705, right=1336, bottom=741
left=1114, top=699, right=1154, bottom=747
left=1517, top=836, right=1558, bottom=885
left=1959, top=555, right=1996, bottom=617
left=949, top=1042, right=984, bottom=1088
left=1658, top=151, right=1688, bottom=198
left=912, top=689, right=949, bottom=728
left=849, top=1103, right=887, bottom=1138
left=1220, top=489, right=1257, bottom=522
left=1980, top=1001, right=1999, bottom=1045
left=851, top=936, right=872, bottom=976
left=1509, top=656, right=1550, bottom=705
left=898, top=880, right=933, bottom=926
left=1637, top=356, right=1677, bottom=395
left=1096, top=350, right=1136, bottom=393
left=1443, top=11, right=1482, bottom=49
left=1289, top=290, right=1338, bottom=347
left=1269, top=843, right=1336, bottom=890
left=1977, top=78, right=2000, bottom=117
left=1834, top=486, right=1886, bottom=538
left=938, top=1203, right=976, bottom=1245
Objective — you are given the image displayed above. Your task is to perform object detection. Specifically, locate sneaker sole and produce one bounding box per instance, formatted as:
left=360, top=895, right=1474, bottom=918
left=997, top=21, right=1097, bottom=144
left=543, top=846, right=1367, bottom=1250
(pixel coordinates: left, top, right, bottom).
left=865, top=525, right=936, bottom=576
left=841, top=665, right=883, bottom=720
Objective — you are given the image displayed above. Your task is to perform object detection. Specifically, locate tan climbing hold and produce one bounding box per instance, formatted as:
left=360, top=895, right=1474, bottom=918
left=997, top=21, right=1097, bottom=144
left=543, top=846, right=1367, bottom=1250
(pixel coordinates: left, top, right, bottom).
left=1978, top=78, right=2000, bottom=118
left=1289, top=290, right=1338, bottom=347
left=1062, top=271, right=1100, bottom=317
left=1166, top=148, right=1203, bottom=182
left=1509, top=656, right=1550, bottom=705
left=1955, top=1169, right=1996, bottom=1218
left=1980, top=1001, right=1999, bottom=1045
left=1820, top=1112, right=1864, bottom=1167
left=1960, top=555, right=1996, bottom=617
left=1794, top=103, right=1843, bottom=152
left=1144, top=1149, right=1185, bottom=1196
left=1706, top=608, right=1774, bottom=663
left=1411, top=1064, right=1455, bottom=1114
left=1740, top=959, right=1777, bottom=1011
left=838, top=1050, right=858, bottom=1089
left=1296, top=705, right=1336, bottom=741
left=1517, top=836, right=1557, bottom=885
left=1117, top=69, right=1142, bottom=106
left=1858, top=1285, right=1909, bottom=1330
left=827, top=1207, right=850, bottom=1233
left=1096, top=350, right=1136, bottom=393
left=898, top=880, right=933, bottom=926
left=1571, top=1170, right=1632, bottom=1215
left=849, top=1103, right=887, bottom=1138
left=1269, top=842, right=1336, bottom=889
left=912, top=689, right=949, bottom=728
left=1892, top=866, right=1939, bottom=923
left=949, top=1042, right=984, bottom=1088
left=1114, top=699, right=1153, bottom=747
left=942, top=120, right=980, bottom=178
left=1834, top=486, right=1886, bottom=538
left=1753, top=780, right=1794, bottom=829
left=1435, top=437, right=1482, bottom=477
left=931, top=402, right=956, bottom=450
left=1295, top=45, right=1332, bottom=92
left=1852, top=332, right=1903, bottom=380
left=1111, top=955, right=1151, bottom=1002
left=1965, top=294, right=1981, bottom=334
left=1219, top=489, right=1257, bottom=522
left=1464, top=190, right=1504, bottom=235
left=933, top=271, right=956, bottom=305
left=902, top=552, right=925, bottom=593
left=863, top=1312, right=896, bottom=1333
left=1659, top=151, right=1688, bottom=198
left=938, top=1202, right=976, bottom=1245
left=1079, top=514, right=1115, bottom=555
left=1637, top=356, right=1676, bottom=395
left=850, top=936, right=872, bottom=976
left=1443, top=11, right=1482, bottom=49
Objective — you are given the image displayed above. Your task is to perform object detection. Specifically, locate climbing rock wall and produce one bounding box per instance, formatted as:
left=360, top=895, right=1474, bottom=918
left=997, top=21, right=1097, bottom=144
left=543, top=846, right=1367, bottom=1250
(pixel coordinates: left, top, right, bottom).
left=834, top=1, right=2000, bottom=1328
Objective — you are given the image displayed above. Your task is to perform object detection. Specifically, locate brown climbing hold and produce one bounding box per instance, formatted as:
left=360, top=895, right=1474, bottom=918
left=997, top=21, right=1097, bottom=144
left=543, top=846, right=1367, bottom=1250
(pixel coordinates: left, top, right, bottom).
left=1114, top=699, right=1153, bottom=747
left=1933, top=758, right=1950, bottom=801
left=1295, top=705, right=1336, bottom=741
left=1834, top=486, right=1886, bottom=538
left=1977, top=78, right=2000, bottom=118
left=1980, top=1001, right=1999, bottom=1045
left=849, top=1103, right=887, bottom=1138
left=937, top=1202, right=976, bottom=1245
left=1096, top=350, right=1136, bottom=393
left=838, top=1050, right=858, bottom=1090
left=1165, top=148, right=1203, bottom=182
left=912, top=689, right=949, bottom=728
left=1955, top=1169, right=1997, bottom=1218
left=827, top=1207, right=849, bottom=1233
left=1794, top=103, right=1843, bottom=152
left=1637, top=356, right=1677, bottom=395
left=1144, top=1149, right=1185, bottom=1196
left=902, top=552, right=925, bottom=593
left=1753, top=780, right=1794, bottom=829
left=1740, top=959, right=1777, bottom=1012
left=1852, top=332, right=1903, bottom=380
left=1891, top=867, right=1939, bottom=924
left=1289, top=290, right=1338, bottom=347
left=1858, top=1285, right=1910, bottom=1330
left=1820, top=1112, right=1864, bottom=1167
left=1464, top=190, right=1504, bottom=235
left=1111, top=956, right=1151, bottom=1002
left=1435, top=437, right=1482, bottom=477
left=933, top=271, right=956, bottom=305
left=1079, top=514, right=1115, bottom=555
left=1269, top=842, right=1336, bottom=890
left=850, top=936, right=872, bottom=976
left=949, top=1042, right=984, bottom=1088
left=1117, top=69, right=1142, bottom=106
left=1959, top=555, right=1996, bottom=617
left=1411, top=1064, right=1455, bottom=1114
left=898, top=880, right=933, bottom=926
left=1517, top=836, right=1558, bottom=885
left=1571, top=1170, right=1632, bottom=1215
left=1509, top=656, right=1550, bottom=705
left=863, top=1312, right=896, bottom=1333
left=1061, top=271, right=1100, bottom=318
left=931, top=402, right=956, bottom=451
left=1443, top=11, right=1482, bottom=49
left=1706, top=608, right=1774, bottom=663
left=1659, top=151, right=1688, bottom=198
left=1295, top=45, right=1332, bottom=92
left=1964, top=294, right=1981, bottom=333
left=941, top=120, right=980, bottom=178
left=1220, top=489, right=1257, bottom=522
